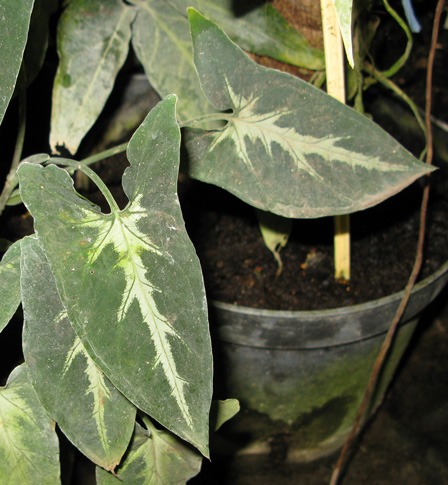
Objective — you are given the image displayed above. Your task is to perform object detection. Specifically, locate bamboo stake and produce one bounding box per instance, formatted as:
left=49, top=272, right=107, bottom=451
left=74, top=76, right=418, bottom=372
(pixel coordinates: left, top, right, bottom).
left=320, top=0, right=351, bottom=281
left=329, top=2, right=445, bottom=483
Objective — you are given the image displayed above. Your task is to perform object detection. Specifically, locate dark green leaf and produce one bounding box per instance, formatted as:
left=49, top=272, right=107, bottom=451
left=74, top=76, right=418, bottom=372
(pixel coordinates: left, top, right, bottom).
left=0, top=239, right=22, bottom=333
left=96, top=422, right=202, bottom=485
left=0, top=0, right=35, bottom=125
left=0, top=364, right=60, bottom=484
left=184, top=9, right=433, bottom=218
left=50, top=0, right=136, bottom=154
left=166, top=0, right=324, bottom=70
left=21, top=236, right=136, bottom=471
left=18, top=96, right=213, bottom=457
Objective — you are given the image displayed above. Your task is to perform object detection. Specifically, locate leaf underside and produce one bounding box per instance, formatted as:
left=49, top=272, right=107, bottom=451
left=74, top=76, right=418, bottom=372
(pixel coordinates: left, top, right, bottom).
left=184, top=9, right=433, bottom=219
left=332, top=0, right=355, bottom=67
left=18, top=96, right=213, bottom=457
left=21, top=236, right=136, bottom=471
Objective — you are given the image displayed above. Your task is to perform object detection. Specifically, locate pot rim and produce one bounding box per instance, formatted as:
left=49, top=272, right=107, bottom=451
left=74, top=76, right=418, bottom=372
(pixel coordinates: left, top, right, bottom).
left=209, top=260, right=448, bottom=349
left=210, top=260, right=448, bottom=318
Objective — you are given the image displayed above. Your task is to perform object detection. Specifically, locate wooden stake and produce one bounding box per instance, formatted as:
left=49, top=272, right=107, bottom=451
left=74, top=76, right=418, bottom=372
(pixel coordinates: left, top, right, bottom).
left=320, top=0, right=351, bottom=281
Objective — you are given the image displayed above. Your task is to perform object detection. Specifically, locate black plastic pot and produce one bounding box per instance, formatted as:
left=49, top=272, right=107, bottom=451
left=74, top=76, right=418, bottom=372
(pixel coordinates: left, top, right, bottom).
left=209, top=260, right=448, bottom=462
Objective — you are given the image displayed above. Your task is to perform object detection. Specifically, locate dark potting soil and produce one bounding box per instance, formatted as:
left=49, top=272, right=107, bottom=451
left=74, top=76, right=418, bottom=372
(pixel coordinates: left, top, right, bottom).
left=179, top=164, right=448, bottom=311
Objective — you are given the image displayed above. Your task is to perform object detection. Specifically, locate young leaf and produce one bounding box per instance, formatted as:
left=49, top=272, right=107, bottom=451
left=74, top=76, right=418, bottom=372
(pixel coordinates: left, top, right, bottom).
left=0, top=364, right=60, bottom=484
left=21, top=236, right=136, bottom=471
left=184, top=9, right=433, bottom=219
left=130, top=0, right=215, bottom=122
left=332, top=0, right=355, bottom=68
left=164, top=0, right=324, bottom=70
left=0, top=239, right=22, bottom=333
left=0, top=0, right=35, bottom=126
left=95, top=422, right=202, bottom=485
left=211, top=398, right=240, bottom=431
left=256, top=210, right=292, bottom=277
left=50, top=0, right=136, bottom=154
left=18, top=96, right=213, bottom=457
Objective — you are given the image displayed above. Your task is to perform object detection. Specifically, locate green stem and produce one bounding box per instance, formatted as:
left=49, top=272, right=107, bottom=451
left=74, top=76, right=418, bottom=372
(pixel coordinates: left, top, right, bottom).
left=80, top=141, right=129, bottom=167
left=0, top=73, right=27, bottom=217
left=141, top=414, right=157, bottom=434
left=3, top=109, right=229, bottom=208
left=50, top=158, right=121, bottom=213
left=179, top=112, right=231, bottom=128
left=364, top=62, right=426, bottom=137
left=380, top=0, right=413, bottom=78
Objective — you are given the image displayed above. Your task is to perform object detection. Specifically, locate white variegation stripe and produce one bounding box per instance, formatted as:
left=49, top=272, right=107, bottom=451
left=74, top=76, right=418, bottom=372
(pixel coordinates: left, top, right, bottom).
left=215, top=80, right=414, bottom=178
left=62, top=334, right=112, bottom=450
left=76, top=195, right=193, bottom=427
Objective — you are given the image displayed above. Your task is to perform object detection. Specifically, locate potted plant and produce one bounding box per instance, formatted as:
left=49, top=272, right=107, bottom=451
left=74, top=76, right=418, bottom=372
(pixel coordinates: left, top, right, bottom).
left=0, top=0, right=446, bottom=483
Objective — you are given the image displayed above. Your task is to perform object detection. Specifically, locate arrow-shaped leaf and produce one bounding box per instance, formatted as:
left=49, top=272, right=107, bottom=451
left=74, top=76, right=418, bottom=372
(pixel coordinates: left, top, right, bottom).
left=96, top=421, right=202, bottom=485
left=0, top=364, right=60, bottom=484
left=21, top=235, right=136, bottom=471
left=50, top=0, right=136, bottom=154
left=0, top=0, right=34, bottom=126
left=184, top=9, right=433, bottom=219
left=164, top=0, right=324, bottom=70
left=18, top=96, right=213, bottom=457
left=0, top=239, right=22, bottom=333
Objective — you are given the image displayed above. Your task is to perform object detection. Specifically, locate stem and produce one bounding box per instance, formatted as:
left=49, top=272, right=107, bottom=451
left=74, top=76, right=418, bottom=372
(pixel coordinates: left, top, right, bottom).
left=320, top=0, right=351, bottom=282
left=141, top=414, right=157, bottom=434
left=3, top=104, right=232, bottom=208
left=0, top=75, right=27, bottom=217
left=363, top=62, right=426, bottom=137
left=51, top=158, right=121, bottom=213
left=80, top=141, right=128, bottom=168
left=380, top=0, right=413, bottom=78
left=179, top=112, right=231, bottom=128
left=329, top=2, right=444, bottom=483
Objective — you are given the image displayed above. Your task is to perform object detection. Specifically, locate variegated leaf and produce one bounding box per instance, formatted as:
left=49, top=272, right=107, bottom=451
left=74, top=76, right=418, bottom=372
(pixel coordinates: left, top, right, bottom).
left=18, top=96, right=213, bottom=457
left=96, top=422, right=202, bottom=485
left=130, top=0, right=215, bottom=122
left=50, top=0, right=136, bottom=154
left=21, top=236, right=136, bottom=471
left=0, top=0, right=34, bottom=125
left=0, top=239, right=21, bottom=333
left=184, top=9, right=433, bottom=219
left=163, top=0, right=324, bottom=70
left=0, top=364, right=60, bottom=484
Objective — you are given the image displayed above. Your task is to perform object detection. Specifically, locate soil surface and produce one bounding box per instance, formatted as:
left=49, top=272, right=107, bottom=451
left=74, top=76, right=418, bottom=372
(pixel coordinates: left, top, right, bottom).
left=180, top=169, right=448, bottom=311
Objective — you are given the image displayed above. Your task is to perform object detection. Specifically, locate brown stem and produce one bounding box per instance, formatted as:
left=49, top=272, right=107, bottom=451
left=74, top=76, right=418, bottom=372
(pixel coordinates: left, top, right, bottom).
left=329, top=1, right=445, bottom=483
